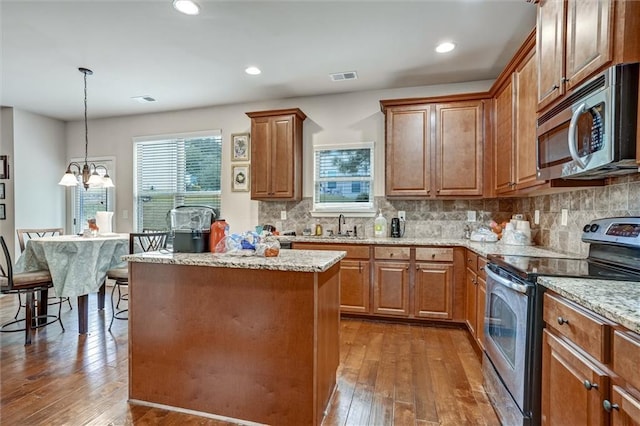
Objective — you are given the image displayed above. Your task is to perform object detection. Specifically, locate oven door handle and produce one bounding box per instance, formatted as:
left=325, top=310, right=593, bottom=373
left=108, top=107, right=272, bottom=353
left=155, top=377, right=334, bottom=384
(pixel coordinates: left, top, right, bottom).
left=486, top=267, right=530, bottom=295
left=568, top=103, right=588, bottom=169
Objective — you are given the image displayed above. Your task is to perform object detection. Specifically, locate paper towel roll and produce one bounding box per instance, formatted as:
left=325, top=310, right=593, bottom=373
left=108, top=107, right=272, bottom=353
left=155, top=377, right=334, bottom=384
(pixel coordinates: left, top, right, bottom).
left=96, top=211, right=114, bottom=234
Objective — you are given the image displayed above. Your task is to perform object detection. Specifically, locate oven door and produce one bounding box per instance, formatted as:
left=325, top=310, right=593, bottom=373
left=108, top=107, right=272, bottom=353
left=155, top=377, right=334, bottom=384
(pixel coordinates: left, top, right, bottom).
left=536, top=84, right=610, bottom=180
left=484, top=265, right=533, bottom=412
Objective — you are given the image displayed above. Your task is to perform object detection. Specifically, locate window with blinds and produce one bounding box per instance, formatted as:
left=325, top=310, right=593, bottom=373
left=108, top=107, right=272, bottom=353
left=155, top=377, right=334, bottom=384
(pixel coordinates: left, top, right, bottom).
left=72, top=158, right=115, bottom=234
left=313, top=142, right=374, bottom=213
left=134, top=132, right=222, bottom=231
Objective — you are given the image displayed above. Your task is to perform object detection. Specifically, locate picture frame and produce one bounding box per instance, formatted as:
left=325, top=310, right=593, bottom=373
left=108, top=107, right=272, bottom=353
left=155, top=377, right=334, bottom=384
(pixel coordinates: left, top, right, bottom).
left=0, top=183, right=4, bottom=199
left=0, top=204, right=5, bottom=220
left=231, top=133, right=250, bottom=162
left=0, top=156, right=8, bottom=179
left=231, top=164, right=250, bottom=192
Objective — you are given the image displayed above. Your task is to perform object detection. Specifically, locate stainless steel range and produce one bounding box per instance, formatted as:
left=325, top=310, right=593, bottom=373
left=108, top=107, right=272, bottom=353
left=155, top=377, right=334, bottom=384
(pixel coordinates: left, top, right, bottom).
left=483, top=216, right=640, bottom=426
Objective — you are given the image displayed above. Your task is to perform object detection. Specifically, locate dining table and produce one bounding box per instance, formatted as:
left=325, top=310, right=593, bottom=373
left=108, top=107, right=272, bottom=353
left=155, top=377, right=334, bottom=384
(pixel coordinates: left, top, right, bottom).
left=14, top=233, right=129, bottom=334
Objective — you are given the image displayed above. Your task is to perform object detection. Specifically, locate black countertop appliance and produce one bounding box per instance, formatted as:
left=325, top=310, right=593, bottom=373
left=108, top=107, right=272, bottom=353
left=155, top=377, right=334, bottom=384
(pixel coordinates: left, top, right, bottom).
left=169, top=205, right=217, bottom=252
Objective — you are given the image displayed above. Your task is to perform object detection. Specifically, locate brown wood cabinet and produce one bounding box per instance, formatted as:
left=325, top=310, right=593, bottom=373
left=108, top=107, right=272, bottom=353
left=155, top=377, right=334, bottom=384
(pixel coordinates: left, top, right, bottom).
left=372, top=246, right=410, bottom=317
left=465, top=250, right=487, bottom=350
left=542, top=291, right=640, bottom=426
left=414, top=247, right=455, bottom=320
left=382, top=98, right=487, bottom=199
left=246, top=108, right=306, bottom=201
left=291, top=242, right=370, bottom=314
left=536, top=0, right=640, bottom=112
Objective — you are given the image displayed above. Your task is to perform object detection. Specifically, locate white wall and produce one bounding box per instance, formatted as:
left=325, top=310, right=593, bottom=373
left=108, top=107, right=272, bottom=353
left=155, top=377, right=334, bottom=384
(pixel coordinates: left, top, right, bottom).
left=65, top=80, right=492, bottom=233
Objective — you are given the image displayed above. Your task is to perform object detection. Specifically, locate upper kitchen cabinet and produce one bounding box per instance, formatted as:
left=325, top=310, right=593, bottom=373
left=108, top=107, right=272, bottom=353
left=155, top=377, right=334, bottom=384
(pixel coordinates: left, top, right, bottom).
left=494, top=32, right=544, bottom=195
left=246, top=108, right=306, bottom=201
left=537, top=0, right=640, bottom=112
left=381, top=97, right=487, bottom=199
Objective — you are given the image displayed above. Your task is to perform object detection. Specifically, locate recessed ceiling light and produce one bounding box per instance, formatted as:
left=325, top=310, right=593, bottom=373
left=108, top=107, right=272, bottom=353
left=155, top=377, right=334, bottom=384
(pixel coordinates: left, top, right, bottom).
left=435, top=42, right=456, bottom=53
left=173, top=0, right=200, bottom=15
left=245, top=66, right=261, bottom=75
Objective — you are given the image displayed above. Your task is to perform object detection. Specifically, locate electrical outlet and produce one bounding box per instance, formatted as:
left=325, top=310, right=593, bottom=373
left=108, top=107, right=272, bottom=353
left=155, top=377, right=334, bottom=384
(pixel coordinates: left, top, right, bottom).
left=280, top=210, right=287, bottom=220
left=561, top=209, right=568, bottom=226
left=122, top=209, right=129, bottom=219
left=534, top=210, right=540, bottom=225
left=398, top=210, right=406, bottom=221
left=467, top=210, right=477, bottom=222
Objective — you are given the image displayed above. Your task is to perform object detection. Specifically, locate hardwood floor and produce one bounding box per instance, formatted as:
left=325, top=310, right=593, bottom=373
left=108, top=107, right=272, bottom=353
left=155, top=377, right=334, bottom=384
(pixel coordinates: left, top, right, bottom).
left=0, top=292, right=499, bottom=425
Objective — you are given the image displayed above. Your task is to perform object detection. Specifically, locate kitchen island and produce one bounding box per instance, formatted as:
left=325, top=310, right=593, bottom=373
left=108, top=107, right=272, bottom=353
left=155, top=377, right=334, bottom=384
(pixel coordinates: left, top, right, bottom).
left=123, top=249, right=345, bottom=425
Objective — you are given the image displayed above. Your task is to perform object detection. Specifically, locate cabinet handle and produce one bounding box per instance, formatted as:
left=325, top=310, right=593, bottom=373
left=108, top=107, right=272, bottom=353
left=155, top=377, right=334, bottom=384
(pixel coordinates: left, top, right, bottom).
left=552, top=84, right=560, bottom=90
left=603, top=400, right=619, bottom=412
left=557, top=316, right=569, bottom=325
left=359, top=261, right=362, bottom=273
left=390, top=252, right=394, bottom=257
left=467, top=258, right=472, bottom=263
left=583, top=380, right=598, bottom=391
left=561, top=77, right=568, bottom=83
left=436, top=189, right=441, bottom=193
left=432, top=253, right=436, bottom=259
left=479, top=267, right=485, bottom=271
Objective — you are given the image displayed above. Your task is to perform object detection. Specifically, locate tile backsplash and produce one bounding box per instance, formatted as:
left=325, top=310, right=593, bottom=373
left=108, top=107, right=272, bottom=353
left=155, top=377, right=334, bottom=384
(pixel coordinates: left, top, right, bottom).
left=259, top=174, right=640, bottom=257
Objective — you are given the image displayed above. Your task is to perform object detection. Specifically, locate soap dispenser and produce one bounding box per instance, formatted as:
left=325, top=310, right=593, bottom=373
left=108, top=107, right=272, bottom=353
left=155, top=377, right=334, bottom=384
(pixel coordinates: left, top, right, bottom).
left=374, top=209, right=387, bottom=238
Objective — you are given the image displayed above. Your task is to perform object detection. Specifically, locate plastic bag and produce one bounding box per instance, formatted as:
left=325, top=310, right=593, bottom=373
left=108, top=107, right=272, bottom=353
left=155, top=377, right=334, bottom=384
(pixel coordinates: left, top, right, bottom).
left=215, top=234, right=242, bottom=254
left=255, top=237, right=280, bottom=257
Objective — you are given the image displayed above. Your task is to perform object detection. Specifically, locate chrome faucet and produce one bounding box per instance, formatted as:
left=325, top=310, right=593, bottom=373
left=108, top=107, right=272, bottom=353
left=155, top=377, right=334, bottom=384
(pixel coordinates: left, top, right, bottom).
left=338, top=214, right=346, bottom=235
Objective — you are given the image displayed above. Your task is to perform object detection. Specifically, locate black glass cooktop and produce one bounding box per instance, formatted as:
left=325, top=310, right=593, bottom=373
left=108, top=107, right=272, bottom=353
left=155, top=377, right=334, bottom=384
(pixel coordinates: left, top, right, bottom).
left=488, top=254, right=640, bottom=282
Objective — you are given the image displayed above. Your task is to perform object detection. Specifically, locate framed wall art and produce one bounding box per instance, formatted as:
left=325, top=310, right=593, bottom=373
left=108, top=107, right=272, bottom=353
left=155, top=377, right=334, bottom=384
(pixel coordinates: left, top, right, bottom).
left=0, top=183, right=4, bottom=199
left=231, top=133, right=250, bottom=162
left=0, top=204, right=5, bottom=220
left=231, top=164, right=250, bottom=192
left=0, top=156, right=8, bottom=179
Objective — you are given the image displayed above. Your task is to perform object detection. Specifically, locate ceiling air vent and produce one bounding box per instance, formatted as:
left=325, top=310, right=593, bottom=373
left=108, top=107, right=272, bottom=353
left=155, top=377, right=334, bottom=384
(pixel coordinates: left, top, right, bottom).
left=132, top=95, right=157, bottom=103
left=330, top=71, right=358, bottom=82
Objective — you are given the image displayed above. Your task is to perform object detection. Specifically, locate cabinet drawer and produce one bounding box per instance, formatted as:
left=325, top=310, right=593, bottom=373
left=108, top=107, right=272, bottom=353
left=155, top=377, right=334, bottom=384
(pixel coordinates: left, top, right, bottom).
left=613, top=330, right=640, bottom=391
left=292, top=242, right=369, bottom=259
left=374, top=246, right=410, bottom=260
left=415, top=247, right=453, bottom=262
left=477, top=256, right=487, bottom=280
left=544, top=293, right=612, bottom=363
left=466, top=250, right=478, bottom=272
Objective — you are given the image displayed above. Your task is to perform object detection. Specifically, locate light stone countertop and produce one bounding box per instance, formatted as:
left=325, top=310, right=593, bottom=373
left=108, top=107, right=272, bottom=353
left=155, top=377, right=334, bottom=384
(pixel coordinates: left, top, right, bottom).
left=281, top=236, right=577, bottom=259
left=123, top=249, right=346, bottom=273
left=537, top=276, right=640, bottom=334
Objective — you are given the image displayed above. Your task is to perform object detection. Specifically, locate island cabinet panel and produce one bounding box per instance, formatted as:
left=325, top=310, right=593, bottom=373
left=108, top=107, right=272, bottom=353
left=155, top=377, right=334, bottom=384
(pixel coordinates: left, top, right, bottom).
left=128, top=261, right=339, bottom=426
left=373, top=260, right=410, bottom=317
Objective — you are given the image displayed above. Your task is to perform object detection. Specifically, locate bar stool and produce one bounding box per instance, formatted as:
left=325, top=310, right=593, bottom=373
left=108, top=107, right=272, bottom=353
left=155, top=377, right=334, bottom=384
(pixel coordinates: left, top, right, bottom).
left=106, top=232, right=168, bottom=330
left=0, top=236, right=64, bottom=345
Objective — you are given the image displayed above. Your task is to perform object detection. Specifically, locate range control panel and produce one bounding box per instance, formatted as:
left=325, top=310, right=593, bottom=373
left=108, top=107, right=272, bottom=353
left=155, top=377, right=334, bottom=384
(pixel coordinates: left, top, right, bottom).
left=582, top=217, right=640, bottom=247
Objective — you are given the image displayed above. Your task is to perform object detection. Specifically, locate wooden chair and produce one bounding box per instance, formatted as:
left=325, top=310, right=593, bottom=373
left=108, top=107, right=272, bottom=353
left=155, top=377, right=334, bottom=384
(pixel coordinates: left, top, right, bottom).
left=16, top=228, right=72, bottom=317
left=106, top=232, right=168, bottom=330
left=0, top=236, right=64, bottom=345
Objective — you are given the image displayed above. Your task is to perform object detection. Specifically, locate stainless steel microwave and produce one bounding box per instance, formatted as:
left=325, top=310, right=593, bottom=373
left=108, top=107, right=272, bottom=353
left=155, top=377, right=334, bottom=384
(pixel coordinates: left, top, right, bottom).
left=536, top=63, right=639, bottom=180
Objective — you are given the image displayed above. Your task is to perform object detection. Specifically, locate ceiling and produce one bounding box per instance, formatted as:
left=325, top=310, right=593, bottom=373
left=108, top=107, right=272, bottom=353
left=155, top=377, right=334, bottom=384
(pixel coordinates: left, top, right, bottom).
left=1, top=0, right=537, bottom=121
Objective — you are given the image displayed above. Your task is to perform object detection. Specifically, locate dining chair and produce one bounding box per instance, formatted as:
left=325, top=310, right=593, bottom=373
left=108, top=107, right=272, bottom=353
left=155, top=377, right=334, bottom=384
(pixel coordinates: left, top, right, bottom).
left=16, top=228, right=72, bottom=318
left=106, top=231, right=168, bottom=330
left=0, top=236, right=64, bottom=345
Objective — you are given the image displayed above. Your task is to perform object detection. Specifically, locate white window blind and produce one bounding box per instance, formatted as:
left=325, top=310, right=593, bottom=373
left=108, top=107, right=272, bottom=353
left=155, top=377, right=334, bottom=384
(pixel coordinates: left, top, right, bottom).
left=72, top=158, right=115, bottom=234
left=134, top=132, right=222, bottom=231
left=313, top=142, right=374, bottom=214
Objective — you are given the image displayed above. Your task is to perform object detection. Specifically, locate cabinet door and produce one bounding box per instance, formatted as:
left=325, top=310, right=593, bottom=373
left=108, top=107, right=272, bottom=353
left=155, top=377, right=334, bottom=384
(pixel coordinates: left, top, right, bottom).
left=385, top=105, right=432, bottom=197
left=564, top=0, right=613, bottom=92
left=465, top=268, right=478, bottom=336
left=414, top=262, right=453, bottom=319
left=514, top=50, right=542, bottom=189
left=373, top=261, right=409, bottom=317
left=434, top=101, right=484, bottom=196
left=476, top=275, right=486, bottom=349
left=339, top=260, right=370, bottom=314
left=542, top=330, right=609, bottom=426
left=494, top=79, right=515, bottom=194
left=609, top=385, right=640, bottom=426
left=537, top=0, right=565, bottom=109
left=270, top=115, right=296, bottom=199
left=251, top=117, right=272, bottom=198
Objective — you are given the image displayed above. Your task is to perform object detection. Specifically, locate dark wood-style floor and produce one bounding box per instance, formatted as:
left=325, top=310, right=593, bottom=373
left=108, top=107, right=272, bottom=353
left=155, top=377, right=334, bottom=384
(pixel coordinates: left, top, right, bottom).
left=0, top=292, right=499, bottom=425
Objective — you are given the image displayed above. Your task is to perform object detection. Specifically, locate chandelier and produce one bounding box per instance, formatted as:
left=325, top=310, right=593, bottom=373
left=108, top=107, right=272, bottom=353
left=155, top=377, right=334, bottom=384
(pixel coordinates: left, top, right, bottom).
left=58, top=67, right=114, bottom=190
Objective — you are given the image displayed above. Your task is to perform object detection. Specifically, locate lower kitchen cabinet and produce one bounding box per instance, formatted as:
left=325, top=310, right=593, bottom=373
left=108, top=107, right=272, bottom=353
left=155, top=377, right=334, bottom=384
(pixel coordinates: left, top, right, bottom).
left=373, top=246, right=410, bottom=317
left=542, top=291, right=640, bottom=426
left=414, top=262, right=453, bottom=319
left=339, top=259, right=370, bottom=313
left=465, top=250, right=487, bottom=349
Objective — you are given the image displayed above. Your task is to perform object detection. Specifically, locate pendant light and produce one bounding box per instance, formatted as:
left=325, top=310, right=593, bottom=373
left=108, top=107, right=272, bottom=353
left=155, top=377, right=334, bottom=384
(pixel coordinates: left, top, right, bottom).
left=58, top=67, right=115, bottom=190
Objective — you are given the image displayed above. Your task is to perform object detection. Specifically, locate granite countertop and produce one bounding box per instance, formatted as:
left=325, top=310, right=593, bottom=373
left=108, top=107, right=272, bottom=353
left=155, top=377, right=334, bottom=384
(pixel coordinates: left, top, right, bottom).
left=538, top=276, right=640, bottom=334
left=281, top=235, right=576, bottom=258
left=123, top=249, right=346, bottom=273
